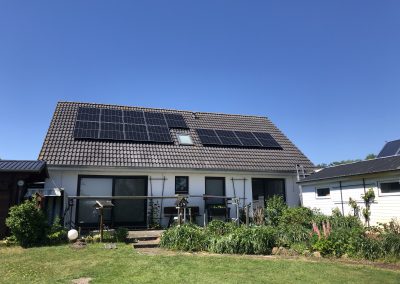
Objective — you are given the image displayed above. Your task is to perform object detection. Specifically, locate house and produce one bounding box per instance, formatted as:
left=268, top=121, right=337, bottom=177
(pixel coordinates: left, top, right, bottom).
left=0, top=160, right=49, bottom=238
left=299, top=139, right=400, bottom=225
left=39, top=101, right=314, bottom=229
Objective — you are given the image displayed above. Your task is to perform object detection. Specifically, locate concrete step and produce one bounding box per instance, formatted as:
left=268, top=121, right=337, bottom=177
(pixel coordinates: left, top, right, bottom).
left=133, top=239, right=160, bottom=249
left=128, top=230, right=164, bottom=240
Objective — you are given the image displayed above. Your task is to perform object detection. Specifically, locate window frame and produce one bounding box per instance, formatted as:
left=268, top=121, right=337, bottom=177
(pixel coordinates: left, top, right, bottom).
left=378, top=179, right=400, bottom=196
left=176, top=133, right=194, bottom=145
left=175, top=176, right=189, bottom=194
left=315, top=187, right=331, bottom=199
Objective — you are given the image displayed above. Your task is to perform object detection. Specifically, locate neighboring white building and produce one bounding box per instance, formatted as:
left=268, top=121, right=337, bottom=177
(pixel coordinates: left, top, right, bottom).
left=39, top=102, right=313, bottom=229
left=299, top=140, right=400, bottom=225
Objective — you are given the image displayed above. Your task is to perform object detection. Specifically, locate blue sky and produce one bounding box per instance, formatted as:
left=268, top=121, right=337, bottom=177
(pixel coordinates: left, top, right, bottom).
left=0, top=1, right=399, bottom=165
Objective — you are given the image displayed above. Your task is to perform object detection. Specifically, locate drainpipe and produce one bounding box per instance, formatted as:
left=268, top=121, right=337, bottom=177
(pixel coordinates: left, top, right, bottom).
left=339, top=181, right=344, bottom=215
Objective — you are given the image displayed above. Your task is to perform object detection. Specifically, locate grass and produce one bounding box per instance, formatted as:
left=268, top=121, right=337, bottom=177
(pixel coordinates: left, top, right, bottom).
left=0, top=244, right=399, bottom=283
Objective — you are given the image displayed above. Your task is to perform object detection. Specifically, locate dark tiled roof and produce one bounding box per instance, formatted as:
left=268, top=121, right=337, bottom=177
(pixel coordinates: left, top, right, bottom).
left=0, top=160, right=47, bottom=173
left=299, top=156, right=400, bottom=183
left=377, top=139, right=400, bottom=158
left=38, top=102, right=314, bottom=172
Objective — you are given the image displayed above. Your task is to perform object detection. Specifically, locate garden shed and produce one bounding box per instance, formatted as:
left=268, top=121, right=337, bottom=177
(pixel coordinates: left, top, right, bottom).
left=0, top=160, right=49, bottom=238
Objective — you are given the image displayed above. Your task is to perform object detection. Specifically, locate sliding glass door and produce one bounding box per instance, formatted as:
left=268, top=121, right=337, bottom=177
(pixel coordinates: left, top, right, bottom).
left=113, top=178, right=147, bottom=226
left=77, top=177, right=113, bottom=225
left=77, top=176, right=148, bottom=227
left=252, top=178, right=286, bottom=206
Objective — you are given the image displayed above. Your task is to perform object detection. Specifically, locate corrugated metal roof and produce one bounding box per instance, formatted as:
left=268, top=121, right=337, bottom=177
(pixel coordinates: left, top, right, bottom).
left=299, top=155, right=400, bottom=183
left=0, top=160, right=47, bottom=172
left=38, top=101, right=314, bottom=173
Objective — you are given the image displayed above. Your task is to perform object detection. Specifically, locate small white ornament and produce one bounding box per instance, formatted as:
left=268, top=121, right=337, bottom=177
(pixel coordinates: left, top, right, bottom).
left=68, top=229, right=79, bottom=241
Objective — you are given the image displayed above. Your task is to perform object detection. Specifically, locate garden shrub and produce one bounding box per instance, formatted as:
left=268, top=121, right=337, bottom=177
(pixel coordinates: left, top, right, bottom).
left=381, top=219, right=400, bottom=259
left=277, top=223, right=311, bottom=247
left=115, top=227, right=129, bottom=242
left=279, top=207, right=314, bottom=228
left=46, top=217, right=67, bottom=245
left=159, top=224, right=207, bottom=251
left=205, top=220, right=236, bottom=237
left=264, top=195, right=287, bottom=226
left=209, top=226, right=277, bottom=255
left=6, top=198, right=48, bottom=248
left=354, top=235, right=384, bottom=260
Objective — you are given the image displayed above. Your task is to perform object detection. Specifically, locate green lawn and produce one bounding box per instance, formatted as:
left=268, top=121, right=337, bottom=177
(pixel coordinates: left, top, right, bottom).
left=0, top=244, right=399, bottom=284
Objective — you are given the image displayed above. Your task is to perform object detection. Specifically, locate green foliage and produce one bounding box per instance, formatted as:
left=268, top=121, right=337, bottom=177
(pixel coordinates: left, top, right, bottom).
left=209, top=226, right=277, bottom=255
left=354, top=235, right=384, bottom=260
left=159, top=224, right=207, bottom=252
left=47, top=217, right=67, bottom=245
left=362, top=188, right=375, bottom=203
left=115, top=227, right=129, bottom=242
left=159, top=205, right=400, bottom=262
left=205, top=220, right=236, bottom=237
left=380, top=219, right=400, bottom=259
left=264, top=195, right=287, bottom=226
left=5, top=198, right=48, bottom=248
left=277, top=224, right=311, bottom=247
left=279, top=207, right=314, bottom=228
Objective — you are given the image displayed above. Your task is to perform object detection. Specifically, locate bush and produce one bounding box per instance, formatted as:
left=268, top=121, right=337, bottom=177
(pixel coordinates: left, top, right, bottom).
left=115, top=227, right=129, bottom=242
left=205, top=220, right=236, bottom=237
left=381, top=219, right=400, bottom=259
left=159, top=224, right=207, bottom=251
left=279, top=207, right=314, bottom=228
left=209, top=226, right=277, bottom=255
left=277, top=224, right=311, bottom=247
left=354, top=235, right=384, bottom=260
left=6, top=198, right=48, bottom=247
left=265, top=195, right=287, bottom=226
left=47, top=217, right=67, bottom=245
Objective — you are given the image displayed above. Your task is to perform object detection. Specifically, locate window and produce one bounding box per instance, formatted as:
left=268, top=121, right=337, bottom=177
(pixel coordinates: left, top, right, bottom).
left=205, top=177, right=225, bottom=206
left=380, top=181, right=400, bottom=194
left=252, top=178, right=286, bottom=203
left=177, top=133, right=193, bottom=145
left=175, top=176, right=189, bottom=194
left=316, top=187, right=330, bottom=197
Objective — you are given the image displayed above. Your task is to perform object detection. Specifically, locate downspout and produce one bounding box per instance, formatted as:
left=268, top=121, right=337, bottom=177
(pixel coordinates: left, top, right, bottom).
left=362, top=178, right=366, bottom=194
left=339, top=181, right=344, bottom=215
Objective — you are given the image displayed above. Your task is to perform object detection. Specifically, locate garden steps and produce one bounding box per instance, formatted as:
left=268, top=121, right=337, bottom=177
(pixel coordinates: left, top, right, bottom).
left=129, top=230, right=164, bottom=249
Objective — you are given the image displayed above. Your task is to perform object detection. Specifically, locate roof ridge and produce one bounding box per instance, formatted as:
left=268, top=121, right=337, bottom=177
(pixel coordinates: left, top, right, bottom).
left=57, top=101, right=270, bottom=120
left=319, top=155, right=400, bottom=170
left=0, top=160, right=44, bottom=162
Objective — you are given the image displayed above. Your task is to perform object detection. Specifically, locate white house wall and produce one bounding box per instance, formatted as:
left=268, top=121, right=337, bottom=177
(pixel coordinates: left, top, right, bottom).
left=301, top=171, right=400, bottom=225
left=44, top=167, right=299, bottom=227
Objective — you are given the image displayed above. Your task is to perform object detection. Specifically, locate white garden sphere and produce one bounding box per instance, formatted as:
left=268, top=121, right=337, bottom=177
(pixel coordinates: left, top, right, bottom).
left=68, top=229, right=79, bottom=241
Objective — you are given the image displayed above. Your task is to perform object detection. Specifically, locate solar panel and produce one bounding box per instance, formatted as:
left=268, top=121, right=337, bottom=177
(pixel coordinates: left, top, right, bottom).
left=147, top=125, right=172, bottom=142
left=164, top=113, right=188, bottom=129
left=377, top=140, right=400, bottom=158
left=125, top=124, right=149, bottom=141
left=123, top=110, right=145, bottom=125
left=99, top=123, right=124, bottom=140
left=144, top=112, right=167, bottom=126
left=77, top=107, right=100, bottom=122
left=235, top=131, right=261, bottom=147
left=252, top=132, right=282, bottom=149
left=74, top=121, right=100, bottom=139
left=196, top=129, right=221, bottom=145
left=101, top=109, right=123, bottom=123
left=215, top=130, right=242, bottom=146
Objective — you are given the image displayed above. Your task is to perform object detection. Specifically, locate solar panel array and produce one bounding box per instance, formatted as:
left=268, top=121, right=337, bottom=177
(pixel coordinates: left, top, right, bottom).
left=377, top=139, right=400, bottom=158
left=74, top=107, right=188, bottom=143
left=196, top=128, right=282, bottom=149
